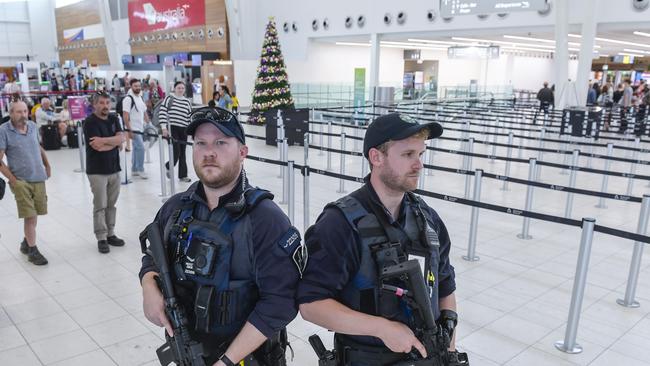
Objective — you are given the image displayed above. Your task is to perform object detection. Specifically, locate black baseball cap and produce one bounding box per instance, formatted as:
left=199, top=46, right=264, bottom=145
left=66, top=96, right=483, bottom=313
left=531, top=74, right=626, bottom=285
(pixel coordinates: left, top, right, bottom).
left=363, top=113, right=443, bottom=158
left=186, top=107, right=245, bottom=144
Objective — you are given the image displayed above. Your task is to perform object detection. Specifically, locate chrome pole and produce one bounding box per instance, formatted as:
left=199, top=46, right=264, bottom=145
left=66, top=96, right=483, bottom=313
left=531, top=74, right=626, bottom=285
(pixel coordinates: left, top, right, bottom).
left=617, top=194, right=650, bottom=308
left=463, top=169, right=483, bottom=262
left=518, top=158, right=537, bottom=240
left=555, top=218, right=596, bottom=355
left=502, top=132, right=514, bottom=191
left=337, top=133, right=347, bottom=193
left=564, top=150, right=580, bottom=218
left=596, top=143, right=614, bottom=208
left=287, top=160, right=295, bottom=224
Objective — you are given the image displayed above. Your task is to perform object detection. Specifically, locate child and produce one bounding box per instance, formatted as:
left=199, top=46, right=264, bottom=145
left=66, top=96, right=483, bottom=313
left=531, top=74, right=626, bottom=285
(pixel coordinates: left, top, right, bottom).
left=231, top=92, right=239, bottom=114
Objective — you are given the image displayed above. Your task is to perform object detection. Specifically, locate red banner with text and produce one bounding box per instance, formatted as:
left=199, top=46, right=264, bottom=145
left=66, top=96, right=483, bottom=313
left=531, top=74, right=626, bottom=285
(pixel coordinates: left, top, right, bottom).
left=128, top=0, right=205, bottom=34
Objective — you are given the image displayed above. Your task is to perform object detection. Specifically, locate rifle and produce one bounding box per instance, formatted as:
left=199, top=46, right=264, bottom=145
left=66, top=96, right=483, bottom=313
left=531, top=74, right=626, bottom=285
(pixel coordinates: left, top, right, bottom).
left=140, top=223, right=206, bottom=366
left=380, top=260, right=469, bottom=366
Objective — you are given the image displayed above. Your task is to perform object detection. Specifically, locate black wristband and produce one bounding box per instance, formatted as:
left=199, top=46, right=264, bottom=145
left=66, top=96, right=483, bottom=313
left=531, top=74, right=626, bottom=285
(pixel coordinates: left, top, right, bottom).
left=219, top=354, right=236, bottom=366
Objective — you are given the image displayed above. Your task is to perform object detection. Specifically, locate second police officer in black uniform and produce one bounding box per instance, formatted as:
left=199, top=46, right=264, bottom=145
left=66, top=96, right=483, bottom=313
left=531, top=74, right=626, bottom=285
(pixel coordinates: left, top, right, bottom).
left=298, top=113, right=466, bottom=365
left=139, top=107, right=305, bottom=366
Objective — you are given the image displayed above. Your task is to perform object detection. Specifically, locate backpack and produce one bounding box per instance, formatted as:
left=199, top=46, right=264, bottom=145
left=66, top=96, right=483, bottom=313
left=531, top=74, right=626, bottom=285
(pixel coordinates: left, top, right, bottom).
left=152, top=95, right=174, bottom=128
left=115, top=95, right=136, bottom=116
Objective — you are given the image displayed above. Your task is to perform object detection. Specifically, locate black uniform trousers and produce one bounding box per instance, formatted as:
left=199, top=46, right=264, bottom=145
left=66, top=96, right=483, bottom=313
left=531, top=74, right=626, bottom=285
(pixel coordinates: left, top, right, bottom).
left=165, top=125, right=188, bottom=179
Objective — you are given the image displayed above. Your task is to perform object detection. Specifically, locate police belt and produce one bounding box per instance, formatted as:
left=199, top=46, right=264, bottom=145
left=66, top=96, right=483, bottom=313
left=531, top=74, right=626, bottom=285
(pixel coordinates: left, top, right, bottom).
left=334, top=334, right=406, bottom=366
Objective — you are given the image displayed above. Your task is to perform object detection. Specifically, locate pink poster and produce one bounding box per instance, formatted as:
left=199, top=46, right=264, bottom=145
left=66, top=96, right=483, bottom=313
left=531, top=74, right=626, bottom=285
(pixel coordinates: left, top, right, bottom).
left=68, top=96, right=90, bottom=120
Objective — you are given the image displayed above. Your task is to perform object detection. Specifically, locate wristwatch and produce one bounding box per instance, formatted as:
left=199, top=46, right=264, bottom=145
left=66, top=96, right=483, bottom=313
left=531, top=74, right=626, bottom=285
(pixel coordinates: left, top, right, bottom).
left=219, top=354, right=236, bottom=366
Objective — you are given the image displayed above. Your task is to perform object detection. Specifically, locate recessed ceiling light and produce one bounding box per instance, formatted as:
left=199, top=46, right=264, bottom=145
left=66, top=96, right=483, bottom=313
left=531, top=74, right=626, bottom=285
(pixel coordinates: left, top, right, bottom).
left=504, top=35, right=555, bottom=43
left=503, top=35, right=599, bottom=48
left=618, top=52, right=644, bottom=58
left=623, top=48, right=650, bottom=54
left=570, top=33, right=650, bottom=49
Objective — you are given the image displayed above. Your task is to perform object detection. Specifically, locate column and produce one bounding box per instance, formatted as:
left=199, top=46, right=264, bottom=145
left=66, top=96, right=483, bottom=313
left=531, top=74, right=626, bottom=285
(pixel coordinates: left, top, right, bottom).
left=554, top=0, right=569, bottom=109
left=575, top=0, right=598, bottom=107
left=97, top=0, right=119, bottom=68
left=370, top=33, right=380, bottom=100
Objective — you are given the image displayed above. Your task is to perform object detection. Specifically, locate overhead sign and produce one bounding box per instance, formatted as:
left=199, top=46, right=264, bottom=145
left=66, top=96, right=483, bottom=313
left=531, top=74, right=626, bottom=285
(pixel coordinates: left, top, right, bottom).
left=448, top=46, right=500, bottom=59
left=63, top=23, right=102, bottom=44
left=128, top=0, right=205, bottom=34
left=440, top=0, right=548, bottom=17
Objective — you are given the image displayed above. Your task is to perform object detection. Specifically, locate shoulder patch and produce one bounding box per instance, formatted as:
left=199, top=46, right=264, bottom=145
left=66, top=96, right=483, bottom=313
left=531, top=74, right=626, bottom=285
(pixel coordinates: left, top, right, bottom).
left=277, top=226, right=301, bottom=255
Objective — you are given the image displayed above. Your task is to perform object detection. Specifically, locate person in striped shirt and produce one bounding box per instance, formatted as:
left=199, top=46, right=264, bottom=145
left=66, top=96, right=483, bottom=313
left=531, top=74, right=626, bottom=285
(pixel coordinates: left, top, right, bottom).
left=160, top=81, right=193, bottom=182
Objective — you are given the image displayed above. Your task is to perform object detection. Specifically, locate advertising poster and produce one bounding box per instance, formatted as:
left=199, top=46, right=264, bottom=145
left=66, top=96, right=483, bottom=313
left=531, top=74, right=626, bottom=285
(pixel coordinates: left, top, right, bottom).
left=353, top=68, right=366, bottom=109
left=68, top=96, right=90, bottom=121
left=128, top=0, right=205, bottom=34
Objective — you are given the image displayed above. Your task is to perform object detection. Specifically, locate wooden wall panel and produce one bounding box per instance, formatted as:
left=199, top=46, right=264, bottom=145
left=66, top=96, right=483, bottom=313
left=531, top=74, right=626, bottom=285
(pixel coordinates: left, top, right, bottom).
left=55, top=0, right=109, bottom=65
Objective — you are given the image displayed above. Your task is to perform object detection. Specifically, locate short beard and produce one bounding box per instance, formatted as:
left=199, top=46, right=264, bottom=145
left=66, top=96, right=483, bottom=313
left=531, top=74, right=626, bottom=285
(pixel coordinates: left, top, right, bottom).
left=195, top=158, right=241, bottom=189
left=378, top=163, right=418, bottom=193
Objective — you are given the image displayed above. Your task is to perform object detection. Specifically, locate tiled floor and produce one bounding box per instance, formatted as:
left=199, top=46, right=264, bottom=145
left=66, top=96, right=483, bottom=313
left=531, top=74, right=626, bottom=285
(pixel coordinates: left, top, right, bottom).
left=1, top=120, right=649, bottom=365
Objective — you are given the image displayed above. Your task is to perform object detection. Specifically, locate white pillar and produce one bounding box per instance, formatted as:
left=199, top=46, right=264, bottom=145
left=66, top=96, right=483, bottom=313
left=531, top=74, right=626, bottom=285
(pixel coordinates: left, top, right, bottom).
left=575, top=0, right=598, bottom=107
left=505, top=54, right=514, bottom=86
left=97, top=0, right=120, bottom=68
left=370, top=33, right=380, bottom=100
left=554, top=0, right=569, bottom=109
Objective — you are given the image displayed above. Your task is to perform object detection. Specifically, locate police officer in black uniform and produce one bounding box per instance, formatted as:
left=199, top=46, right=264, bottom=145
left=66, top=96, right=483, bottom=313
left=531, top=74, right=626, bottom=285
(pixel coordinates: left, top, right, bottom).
left=139, top=107, right=304, bottom=366
left=298, top=113, right=463, bottom=365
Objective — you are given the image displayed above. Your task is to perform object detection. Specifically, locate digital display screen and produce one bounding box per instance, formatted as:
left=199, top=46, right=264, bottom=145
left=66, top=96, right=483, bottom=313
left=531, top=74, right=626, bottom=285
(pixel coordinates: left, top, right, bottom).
left=191, top=54, right=202, bottom=66
left=121, top=55, right=134, bottom=64
left=143, top=54, right=159, bottom=64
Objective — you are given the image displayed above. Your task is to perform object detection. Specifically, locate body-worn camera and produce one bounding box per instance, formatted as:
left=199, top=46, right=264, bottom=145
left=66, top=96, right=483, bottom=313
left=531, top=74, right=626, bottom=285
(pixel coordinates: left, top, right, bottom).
left=183, top=238, right=218, bottom=277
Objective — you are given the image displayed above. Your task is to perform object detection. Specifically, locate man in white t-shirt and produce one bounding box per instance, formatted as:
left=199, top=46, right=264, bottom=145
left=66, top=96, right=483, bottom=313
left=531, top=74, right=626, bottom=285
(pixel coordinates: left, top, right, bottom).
left=122, top=79, right=149, bottom=179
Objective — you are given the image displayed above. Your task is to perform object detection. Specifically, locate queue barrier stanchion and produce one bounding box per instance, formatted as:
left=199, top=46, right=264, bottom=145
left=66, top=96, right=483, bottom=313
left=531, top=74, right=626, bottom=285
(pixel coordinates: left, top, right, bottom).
left=121, top=139, right=132, bottom=185
left=280, top=138, right=289, bottom=205
left=517, top=158, right=537, bottom=240
left=353, top=118, right=360, bottom=152
left=555, top=218, right=596, bottom=354
left=337, top=133, right=347, bottom=193
left=617, top=194, right=650, bottom=308
left=561, top=135, right=570, bottom=175
left=74, top=121, right=85, bottom=173
left=596, top=143, right=614, bottom=208
left=464, top=138, right=474, bottom=199
left=287, top=160, right=295, bottom=224
left=626, top=137, right=641, bottom=196
left=318, top=122, right=324, bottom=156
left=303, top=134, right=310, bottom=230
left=490, top=120, right=498, bottom=164
left=501, top=132, right=514, bottom=191
left=564, top=150, right=580, bottom=219
left=277, top=114, right=285, bottom=178
left=426, top=139, right=435, bottom=176
left=537, top=128, right=546, bottom=179
left=167, top=136, right=176, bottom=195
left=145, top=135, right=152, bottom=164
left=463, top=169, right=483, bottom=262
left=158, top=136, right=168, bottom=198
left=586, top=138, right=593, bottom=169
left=327, top=121, right=333, bottom=171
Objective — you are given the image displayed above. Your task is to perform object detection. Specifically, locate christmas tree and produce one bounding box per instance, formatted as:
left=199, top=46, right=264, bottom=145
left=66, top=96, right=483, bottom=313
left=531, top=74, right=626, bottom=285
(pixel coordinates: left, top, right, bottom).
left=248, top=17, right=294, bottom=124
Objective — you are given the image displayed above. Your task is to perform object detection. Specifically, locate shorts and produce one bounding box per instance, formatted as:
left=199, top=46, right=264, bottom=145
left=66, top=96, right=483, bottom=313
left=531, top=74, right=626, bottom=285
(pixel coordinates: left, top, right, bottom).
left=10, top=180, right=47, bottom=218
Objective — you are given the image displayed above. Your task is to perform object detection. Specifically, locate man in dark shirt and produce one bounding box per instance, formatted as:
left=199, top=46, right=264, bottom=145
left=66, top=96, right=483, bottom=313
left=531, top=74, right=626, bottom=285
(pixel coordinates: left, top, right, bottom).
left=298, top=113, right=463, bottom=365
left=139, top=107, right=303, bottom=365
left=83, top=92, right=126, bottom=253
left=534, top=81, right=554, bottom=124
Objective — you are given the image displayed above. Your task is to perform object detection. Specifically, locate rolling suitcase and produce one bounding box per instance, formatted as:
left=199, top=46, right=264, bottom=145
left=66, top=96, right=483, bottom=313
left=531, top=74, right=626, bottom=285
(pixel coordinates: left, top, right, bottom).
left=41, top=125, right=60, bottom=150
left=67, top=127, right=79, bottom=148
